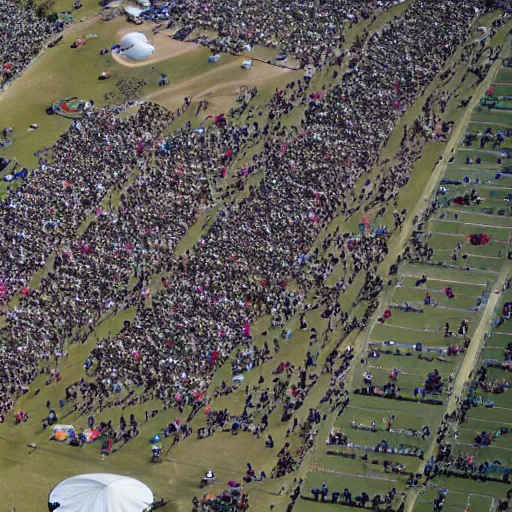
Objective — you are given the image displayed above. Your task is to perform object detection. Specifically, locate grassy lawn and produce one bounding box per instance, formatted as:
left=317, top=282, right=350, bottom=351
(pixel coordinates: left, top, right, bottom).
left=497, top=68, right=512, bottom=84
left=35, top=0, right=100, bottom=19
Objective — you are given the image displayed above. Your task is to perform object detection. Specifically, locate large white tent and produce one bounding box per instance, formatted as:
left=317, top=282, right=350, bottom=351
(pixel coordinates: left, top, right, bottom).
left=118, top=32, right=154, bottom=61
left=48, top=473, right=154, bottom=512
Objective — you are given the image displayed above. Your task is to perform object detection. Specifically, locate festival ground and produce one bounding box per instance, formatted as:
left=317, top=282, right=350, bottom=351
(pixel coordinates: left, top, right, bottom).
left=0, top=1, right=511, bottom=512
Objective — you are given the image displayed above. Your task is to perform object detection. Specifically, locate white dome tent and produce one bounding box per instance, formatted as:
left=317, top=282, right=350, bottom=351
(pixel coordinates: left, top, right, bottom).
left=119, top=32, right=148, bottom=49
left=48, top=473, right=154, bottom=512
left=118, top=32, right=154, bottom=61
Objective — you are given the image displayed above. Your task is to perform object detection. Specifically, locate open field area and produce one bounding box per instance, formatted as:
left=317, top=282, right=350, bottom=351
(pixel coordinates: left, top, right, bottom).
left=0, top=1, right=511, bottom=512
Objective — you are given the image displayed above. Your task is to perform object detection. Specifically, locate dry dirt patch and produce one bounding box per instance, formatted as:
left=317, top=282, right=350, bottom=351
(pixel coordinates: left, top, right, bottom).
left=112, top=26, right=196, bottom=67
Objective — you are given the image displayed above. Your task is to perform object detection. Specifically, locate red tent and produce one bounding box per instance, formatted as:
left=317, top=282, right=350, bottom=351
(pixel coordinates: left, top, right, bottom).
left=465, top=234, right=490, bottom=246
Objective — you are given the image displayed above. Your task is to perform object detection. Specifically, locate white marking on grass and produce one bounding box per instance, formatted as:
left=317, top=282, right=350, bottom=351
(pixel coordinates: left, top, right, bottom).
left=446, top=209, right=512, bottom=223
left=310, top=464, right=397, bottom=482
left=397, top=285, right=481, bottom=296
left=433, top=250, right=502, bottom=260
left=366, top=365, right=420, bottom=376
left=466, top=417, right=512, bottom=427
left=469, top=120, right=507, bottom=125
left=466, top=254, right=502, bottom=260
left=455, top=441, right=512, bottom=452
left=401, top=276, right=487, bottom=286
left=379, top=324, right=469, bottom=337
left=447, top=165, right=500, bottom=171
left=378, top=324, right=434, bottom=333
left=435, top=219, right=512, bottom=230
left=443, top=180, right=512, bottom=190
left=429, top=231, right=509, bottom=242
left=423, top=480, right=498, bottom=499
left=459, top=148, right=501, bottom=154
left=346, top=404, right=428, bottom=419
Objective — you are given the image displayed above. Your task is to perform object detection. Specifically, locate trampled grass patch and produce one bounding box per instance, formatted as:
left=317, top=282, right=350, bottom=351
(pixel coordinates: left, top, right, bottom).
left=496, top=67, right=512, bottom=84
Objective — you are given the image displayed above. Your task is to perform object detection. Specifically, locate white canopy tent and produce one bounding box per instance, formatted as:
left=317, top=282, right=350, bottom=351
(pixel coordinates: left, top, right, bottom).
left=48, top=473, right=154, bottom=512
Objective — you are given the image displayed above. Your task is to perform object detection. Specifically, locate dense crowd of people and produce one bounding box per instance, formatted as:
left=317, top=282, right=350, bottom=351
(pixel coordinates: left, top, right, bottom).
left=0, top=0, right=62, bottom=86
left=0, top=1, right=508, bottom=511
left=100, top=0, right=488, bottom=408
left=0, top=0, right=495, bottom=426
left=144, top=0, right=404, bottom=67
left=0, top=102, right=183, bottom=414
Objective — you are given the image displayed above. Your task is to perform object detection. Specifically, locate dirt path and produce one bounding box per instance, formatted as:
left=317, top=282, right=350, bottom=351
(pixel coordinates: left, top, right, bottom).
left=147, top=59, right=296, bottom=107
left=449, top=264, right=511, bottom=411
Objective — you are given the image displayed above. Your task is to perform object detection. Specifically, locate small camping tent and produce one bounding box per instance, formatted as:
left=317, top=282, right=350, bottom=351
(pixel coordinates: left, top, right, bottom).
left=52, top=424, right=77, bottom=442
left=48, top=473, right=153, bottom=512
left=125, top=5, right=143, bottom=16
